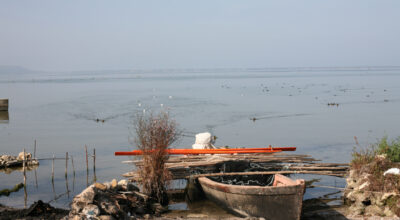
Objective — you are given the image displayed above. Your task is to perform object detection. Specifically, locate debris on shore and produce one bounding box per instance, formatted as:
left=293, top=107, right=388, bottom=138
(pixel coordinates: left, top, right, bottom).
left=0, top=152, right=39, bottom=169
left=344, top=155, right=400, bottom=218
left=67, top=179, right=167, bottom=219
left=345, top=137, right=400, bottom=218
left=0, top=200, right=69, bottom=220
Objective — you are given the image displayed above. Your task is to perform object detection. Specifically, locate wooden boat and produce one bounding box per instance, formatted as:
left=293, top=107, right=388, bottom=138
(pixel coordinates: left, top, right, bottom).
left=0, top=99, right=8, bottom=111
left=115, top=147, right=296, bottom=156
left=198, top=174, right=305, bottom=219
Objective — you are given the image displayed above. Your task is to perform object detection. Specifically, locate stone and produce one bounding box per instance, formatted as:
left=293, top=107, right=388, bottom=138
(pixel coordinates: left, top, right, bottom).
left=69, top=214, right=84, bottom=220
left=94, top=182, right=107, bottom=191
left=358, top=181, right=370, bottom=191
left=98, top=197, right=119, bottom=216
left=381, top=192, right=396, bottom=201
left=104, top=182, right=112, bottom=190
left=110, top=179, right=118, bottom=189
left=376, top=154, right=387, bottom=160
left=17, top=152, right=31, bottom=161
left=98, top=215, right=116, bottom=220
left=383, top=206, right=395, bottom=217
left=71, top=185, right=96, bottom=213
left=71, top=201, right=87, bottom=214
left=364, top=205, right=383, bottom=216
left=348, top=203, right=364, bottom=216
left=187, top=214, right=209, bottom=218
left=117, top=179, right=128, bottom=191
left=82, top=204, right=100, bottom=218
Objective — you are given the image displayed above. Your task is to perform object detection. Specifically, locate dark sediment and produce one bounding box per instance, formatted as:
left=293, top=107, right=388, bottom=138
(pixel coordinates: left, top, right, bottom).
left=0, top=200, right=69, bottom=220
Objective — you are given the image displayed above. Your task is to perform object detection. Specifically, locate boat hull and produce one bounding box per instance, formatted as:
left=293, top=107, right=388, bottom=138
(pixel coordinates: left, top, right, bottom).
left=198, top=174, right=305, bottom=220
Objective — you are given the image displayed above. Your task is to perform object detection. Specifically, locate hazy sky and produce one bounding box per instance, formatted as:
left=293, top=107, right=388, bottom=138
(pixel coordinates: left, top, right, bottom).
left=1, top=1, right=399, bottom=71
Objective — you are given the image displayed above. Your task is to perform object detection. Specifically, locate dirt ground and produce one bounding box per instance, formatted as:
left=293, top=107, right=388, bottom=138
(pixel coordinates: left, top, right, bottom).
left=0, top=200, right=68, bottom=220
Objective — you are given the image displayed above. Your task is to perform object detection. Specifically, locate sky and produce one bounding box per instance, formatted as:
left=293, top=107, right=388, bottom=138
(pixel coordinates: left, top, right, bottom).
left=0, top=0, right=399, bottom=71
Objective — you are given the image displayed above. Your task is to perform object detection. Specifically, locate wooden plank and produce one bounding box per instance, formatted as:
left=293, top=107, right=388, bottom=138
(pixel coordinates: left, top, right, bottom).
left=0, top=99, right=8, bottom=111
left=187, top=170, right=347, bottom=178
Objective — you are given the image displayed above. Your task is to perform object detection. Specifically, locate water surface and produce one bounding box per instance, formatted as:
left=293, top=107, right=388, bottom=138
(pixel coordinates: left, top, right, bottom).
left=1, top=68, right=399, bottom=208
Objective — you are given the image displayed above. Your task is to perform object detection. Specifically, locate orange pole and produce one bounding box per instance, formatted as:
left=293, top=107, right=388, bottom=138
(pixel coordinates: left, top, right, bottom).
left=115, top=148, right=283, bottom=156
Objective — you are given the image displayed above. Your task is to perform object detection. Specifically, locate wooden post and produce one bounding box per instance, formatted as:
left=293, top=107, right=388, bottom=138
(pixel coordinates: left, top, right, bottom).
left=93, top=148, right=96, bottom=171
left=22, top=148, right=26, bottom=173
left=85, top=145, right=88, bottom=174
left=65, top=152, right=70, bottom=199
left=93, top=148, right=96, bottom=182
left=71, top=156, right=76, bottom=192
left=71, top=156, right=75, bottom=177
left=52, top=154, right=55, bottom=181
left=85, top=145, right=89, bottom=186
left=23, top=148, right=27, bottom=208
left=34, top=140, right=37, bottom=159
left=65, top=152, right=68, bottom=178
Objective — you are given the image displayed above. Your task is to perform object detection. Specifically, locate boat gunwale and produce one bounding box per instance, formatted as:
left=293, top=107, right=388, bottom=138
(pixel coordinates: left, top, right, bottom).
left=198, top=174, right=305, bottom=196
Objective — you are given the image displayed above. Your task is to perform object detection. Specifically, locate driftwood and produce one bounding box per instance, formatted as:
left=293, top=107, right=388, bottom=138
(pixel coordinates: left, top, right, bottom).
left=122, top=153, right=349, bottom=181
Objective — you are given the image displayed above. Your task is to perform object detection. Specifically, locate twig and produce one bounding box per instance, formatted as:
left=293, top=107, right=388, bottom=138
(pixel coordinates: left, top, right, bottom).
left=47, top=190, right=71, bottom=204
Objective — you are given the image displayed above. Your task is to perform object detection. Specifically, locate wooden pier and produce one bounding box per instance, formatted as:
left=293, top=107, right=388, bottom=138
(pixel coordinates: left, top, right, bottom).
left=122, top=152, right=349, bottom=181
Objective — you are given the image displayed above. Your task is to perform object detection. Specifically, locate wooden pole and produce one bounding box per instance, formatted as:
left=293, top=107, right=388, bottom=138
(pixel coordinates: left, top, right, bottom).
left=34, top=140, right=36, bottom=159
left=85, top=145, right=89, bottom=186
left=65, top=152, right=68, bottom=178
left=86, top=145, right=89, bottom=185
left=22, top=149, right=26, bottom=174
left=71, top=156, right=75, bottom=177
left=52, top=154, right=55, bottom=181
left=93, top=148, right=96, bottom=171
left=93, top=148, right=96, bottom=182
left=23, top=148, right=27, bottom=208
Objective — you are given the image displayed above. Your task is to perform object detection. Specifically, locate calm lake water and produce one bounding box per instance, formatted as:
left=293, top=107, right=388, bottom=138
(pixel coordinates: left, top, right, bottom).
left=1, top=68, right=400, bottom=209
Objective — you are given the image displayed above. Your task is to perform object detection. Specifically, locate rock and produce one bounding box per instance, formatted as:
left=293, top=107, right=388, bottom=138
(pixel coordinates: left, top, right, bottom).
left=94, top=182, right=107, bottom=191
left=383, top=206, right=396, bottom=217
left=69, top=214, right=84, bottom=220
left=364, top=205, right=383, bottom=216
left=381, top=192, right=396, bottom=201
left=98, top=197, right=119, bottom=216
left=82, top=204, right=100, bottom=218
left=104, top=182, right=112, bottom=190
left=376, top=154, right=387, bottom=160
left=118, top=180, right=139, bottom=192
left=98, top=215, right=116, bottom=220
left=151, top=203, right=167, bottom=215
left=110, top=179, right=118, bottom=189
left=358, top=181, right=370, bottom=191
left=17, top=152, right=32, bottom=161
left=348, top=203, right=364, bottom=216
left=71, top=185, right=95, bottom=213
left=187, top=214, right=209, bottom=218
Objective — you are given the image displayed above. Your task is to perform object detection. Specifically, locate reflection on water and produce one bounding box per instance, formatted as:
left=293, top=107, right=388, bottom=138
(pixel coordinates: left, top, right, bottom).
left=0, top=69, right=399, bottom=209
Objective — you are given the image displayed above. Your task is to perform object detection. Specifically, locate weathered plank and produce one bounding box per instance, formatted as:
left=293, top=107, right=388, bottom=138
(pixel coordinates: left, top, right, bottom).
left=0, top=99, right=8, bottom=111
left=122, top=153, right=349, bottom=181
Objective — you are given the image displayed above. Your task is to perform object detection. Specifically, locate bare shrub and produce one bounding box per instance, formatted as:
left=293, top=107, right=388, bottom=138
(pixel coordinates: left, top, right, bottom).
left=133, top=111, right=180, bottom=206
